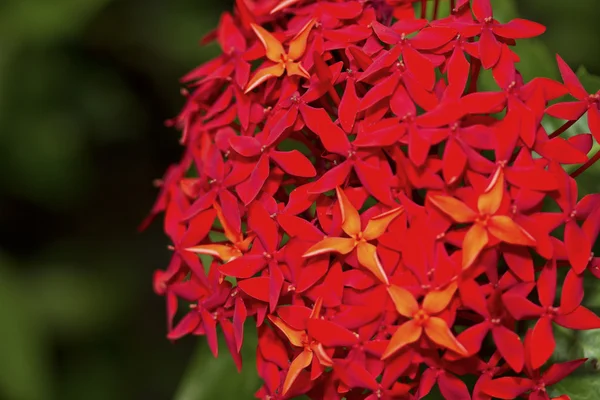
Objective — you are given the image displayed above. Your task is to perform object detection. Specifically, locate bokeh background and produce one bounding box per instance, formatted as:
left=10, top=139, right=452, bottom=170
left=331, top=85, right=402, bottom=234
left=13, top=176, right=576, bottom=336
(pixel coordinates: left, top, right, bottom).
left=1, top=0, right=599, bottom=399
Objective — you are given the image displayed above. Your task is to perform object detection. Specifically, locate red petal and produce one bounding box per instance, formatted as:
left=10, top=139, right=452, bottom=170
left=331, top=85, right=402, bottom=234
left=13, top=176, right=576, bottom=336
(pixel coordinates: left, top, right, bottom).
left=310, top=161, right=352, bottom=193
left=339, top=79, right=361, bottom=133
left=560, top=269, right=584, bottom=315
left=494, top=19, right=546, bottom=39
left=236, top=154, right=270, bottom=205
left=543, top=359, right=587, bottom=385
left=546, top=101, right=587, bottom=120
left=307, top=319, right=360, bottom=347
left=479, top=29, right=502, bottom=69
left=270, top=150, right=316, bottom=177
left=472, top=0, right=492, bottom=20
left=530, top=317, right=555, bottom=370
left=300, top=105, right=351, bottom=155
left=554, top=306, right=600, bottom=330
left=248, top=201, right=279, bottom=251
left=502, top=293, right=543, bottom=320
left=481, top=377, right=532, bottom=399
left=555, top=54, right=588, bottom=100
left=220, top=254, right=266, bottom=278
left=403, top=46, right=435, bottom=90
left=564, top=220, right=592, bottom=274
left=438, top=372, right=471, bottom=400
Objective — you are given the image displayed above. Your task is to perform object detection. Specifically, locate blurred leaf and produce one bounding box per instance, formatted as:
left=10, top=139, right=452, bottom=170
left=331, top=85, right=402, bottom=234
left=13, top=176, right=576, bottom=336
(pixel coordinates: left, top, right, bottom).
left=0, top=255, right=52, bottom=400
left=550, top=372, right=600, bottom=399
left=576, top=65, right=600, bottom=93
left=0, top=0, right=112, bottom=44
left=174, top=328, right=261, bottom=400
left=29, top=266, right=127, bottom=338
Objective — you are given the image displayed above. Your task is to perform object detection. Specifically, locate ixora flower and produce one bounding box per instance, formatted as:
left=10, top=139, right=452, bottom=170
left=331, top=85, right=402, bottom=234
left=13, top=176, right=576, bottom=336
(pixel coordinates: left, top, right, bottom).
left=143, top=0, right=600, bottom=398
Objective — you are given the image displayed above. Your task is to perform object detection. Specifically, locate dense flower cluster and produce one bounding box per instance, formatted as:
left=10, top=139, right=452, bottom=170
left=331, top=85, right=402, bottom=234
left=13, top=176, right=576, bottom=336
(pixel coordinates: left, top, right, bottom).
left=143, top=0, right=600, bottom=398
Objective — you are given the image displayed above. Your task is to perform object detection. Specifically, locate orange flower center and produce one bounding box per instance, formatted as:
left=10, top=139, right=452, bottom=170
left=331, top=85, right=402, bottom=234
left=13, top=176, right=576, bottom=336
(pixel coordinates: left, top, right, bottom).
left=476, top=214, right=490, bottom=226
left=413, top=309, right=430, bottom=325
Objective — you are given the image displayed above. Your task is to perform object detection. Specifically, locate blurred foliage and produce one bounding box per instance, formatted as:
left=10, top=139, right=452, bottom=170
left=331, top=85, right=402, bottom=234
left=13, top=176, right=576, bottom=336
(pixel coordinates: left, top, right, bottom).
left=0, top=0, right=599, bottom=399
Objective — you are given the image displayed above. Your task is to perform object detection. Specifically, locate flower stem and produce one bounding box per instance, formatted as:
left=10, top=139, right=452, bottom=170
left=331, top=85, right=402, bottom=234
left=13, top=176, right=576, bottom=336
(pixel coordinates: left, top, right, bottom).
left=421, top=0, right=427, bottom=19
left=571, top=149, right=600, bottom=178
left=433, top=0, right=440, bottom=20
left=548, top=119, right=577, bottom=139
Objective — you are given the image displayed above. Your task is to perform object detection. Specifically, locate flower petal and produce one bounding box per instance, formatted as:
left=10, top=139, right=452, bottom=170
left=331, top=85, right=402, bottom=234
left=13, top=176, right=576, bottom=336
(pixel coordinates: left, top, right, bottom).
left=362, top=207, right=404, bottom=240
left=428, top=195, right=478, bottom=223
left=245, top=63, right=286, bottom=93
left=288, top=19, right=316, bottom=60
left=424, top=317, right=468, bottom=355
left=478, top=168, right=504, bottom=215
left=492, top=324, right=524, bottom=372
left=423, top=281, right=458, bottom=315
left=356, top=242, right=389, bottom=285
left=382, top=320, right=422, bottom=360
left=268, top=315, right=305, bottom=348
left=480, top=377, right=532, bottom=399
left=462, top=223, right=489, bottom=270
left=303, top=237, right=356, bottom=257
left=185, top=244, right=241, bottom=262
left=282, top=349, right=313, bottom=395
left=387, top=284, right=419, bottom=317
left=251, top=23, right=285, bottom=63
left=336, top=186, right=362, bottom=236
left=488, top=216, right=536, bottom=246
left=530, top=317, right=555, bottom=370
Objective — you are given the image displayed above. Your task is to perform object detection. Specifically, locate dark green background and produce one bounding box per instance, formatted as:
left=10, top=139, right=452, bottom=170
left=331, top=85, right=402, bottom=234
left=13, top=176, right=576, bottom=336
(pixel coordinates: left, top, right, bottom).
left=0, top=0, right=599, bottom=399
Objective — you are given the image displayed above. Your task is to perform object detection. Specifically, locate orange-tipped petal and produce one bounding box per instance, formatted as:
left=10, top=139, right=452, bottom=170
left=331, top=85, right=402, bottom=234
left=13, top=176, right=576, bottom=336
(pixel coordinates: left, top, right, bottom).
left=214, top=203, right=242, bottom=244
left=363, top=206, right=404, bottom=240
left=462, top=223, right=489, bottom=269
left=309, top=297, right=323, bottom=319
left=311, top=342, right=333, bottom=367
left=356, top=242, right=389, bottom=285
left=423, top=281, right=458, bottom=315
left=268, top=315, right=305, bottom=348
left=270, top=0, right=303, bottom=14
left=429, top=195, right=478, bottom=223
left=250, top=23, right=285, bottom=63
left=185, top=244, right=241, bottom=262
left=424, top=317, right=468, bottom=355
left=382, top=320, right=422, bottom=360
left=335, top=187, right=362, bottom=236
left=488, top=216, right=536, bottom=246
left=285, top=61, right=310, bottom=79
left=283, top=349, right=313, bottom=395
left=288, top=18, right=316, bottom=60
left=244, top=63, right=286, bottom=93
left=387, top=284, right=419, bottom=317
left=303, top=237, right=356, bottom=257
left=478, top=168, right=505, bottom=215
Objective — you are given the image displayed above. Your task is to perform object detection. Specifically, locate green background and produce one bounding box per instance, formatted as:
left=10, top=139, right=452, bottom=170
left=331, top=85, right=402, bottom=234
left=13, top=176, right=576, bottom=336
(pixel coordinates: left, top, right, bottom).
left=0, top=0, right=599, bottom=399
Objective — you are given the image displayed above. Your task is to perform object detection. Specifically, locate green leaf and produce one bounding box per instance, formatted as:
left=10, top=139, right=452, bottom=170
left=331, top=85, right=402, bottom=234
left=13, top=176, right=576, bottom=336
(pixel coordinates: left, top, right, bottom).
left=576, top=66, right=600, bottom=93
left=549, top=372, right=600, bottom=399
left=0, top=255, right=52, bottom=400
left=174, top=327, right=261, bottom=400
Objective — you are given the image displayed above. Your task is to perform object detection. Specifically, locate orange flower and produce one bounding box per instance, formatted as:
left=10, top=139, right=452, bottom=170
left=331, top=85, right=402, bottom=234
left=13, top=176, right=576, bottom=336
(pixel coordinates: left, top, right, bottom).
left=268, top=298, right=332, bottom=395
left=382, top=282, right=467, bottom=360
left=429, top=169, right=535, bottom=269
left=303, top=187, right=403, bottom=285
left=244, top=18, right=316, bottom=93
left=185, top=203, right=254, bottom=262
left=270, top=0, right=302, bottom=14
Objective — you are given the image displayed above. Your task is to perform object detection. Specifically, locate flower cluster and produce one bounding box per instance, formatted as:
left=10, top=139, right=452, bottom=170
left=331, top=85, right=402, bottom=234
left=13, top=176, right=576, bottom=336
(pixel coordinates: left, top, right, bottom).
left=143, top=0, right=600, bottom=398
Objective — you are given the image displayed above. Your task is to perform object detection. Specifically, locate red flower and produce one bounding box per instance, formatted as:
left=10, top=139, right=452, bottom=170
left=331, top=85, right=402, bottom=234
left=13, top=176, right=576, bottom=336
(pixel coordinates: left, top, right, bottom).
left=143, top=0, right=600, bottom=398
